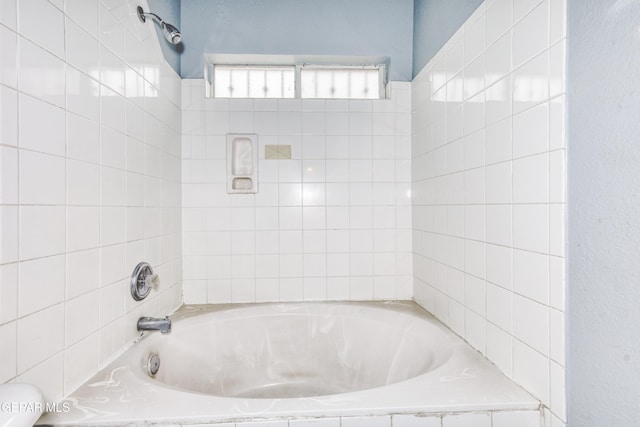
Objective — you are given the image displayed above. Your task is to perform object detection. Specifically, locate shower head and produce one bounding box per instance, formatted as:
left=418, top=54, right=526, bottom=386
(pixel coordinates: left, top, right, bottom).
left=137, top=6, right=182, bottom=45
left=161, top=21, right=181, bottom=44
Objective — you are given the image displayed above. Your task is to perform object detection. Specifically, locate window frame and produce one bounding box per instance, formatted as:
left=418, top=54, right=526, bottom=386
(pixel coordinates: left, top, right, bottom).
left=204, top=55, right=390, bottom=100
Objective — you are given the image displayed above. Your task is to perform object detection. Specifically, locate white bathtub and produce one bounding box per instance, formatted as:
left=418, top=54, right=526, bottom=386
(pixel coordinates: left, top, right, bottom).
left=39, top=302, right=538, bottom=426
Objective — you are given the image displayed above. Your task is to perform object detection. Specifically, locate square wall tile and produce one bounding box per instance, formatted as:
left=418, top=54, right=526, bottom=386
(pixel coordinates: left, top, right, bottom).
left=513, top=294, right=549, bottom=355
left=514, top=339, right=550, bottom=404
left=18, top=38, right=65, bottom=108
left=392, top=414, right=441, bottom=427
left=550, top=361, right=567, bottom=421
left=0, top=263, right=18, bottom=324
left=442, top=413, right=490, bottom=427
left=19, top=206, right=65, bottom=260
left=65, top=0, right=98, bottom=37
left=66, top=67, right=100, bottom=122
left=17, top=352, right=63, bottom=403
left=341, top=416, right=391, bottom=427
left=290, top=418, right=340, bottom=427
left=486, top=322, right=513, bottom=376
left=0, top=0, right=16, bottom=29
left=0, top=146, right=18, bottom=204
left=17, top=304, right=64, bottom=373
left=19, top=93, right=65, bottom=155
left=0, top=321, right=17, bottom=382
left=19, top=150, right=66, bottom=205
left=513, top=204, right=549, bottom=253
left=0, top=86, right=18, bottom=147
left=18, top=0, right=65, bottom=58
left=492, top=410, right=541, bottom=427
left=0, top=206, right=18, bottom=264
left=0, top=25, right=17, bottom=88
left=66, top=249, right=99, bottom=299
left=513, top=250, right=549, bottom=305
left=513, top=154, right=549, bottom=203
left=63, top=333, right=98, bottom=395
left=66, top=18, right=99, bottom=76
left=512, top=0, right=549, bottom=68
left=513, top=102, right=549, bottom=159
left=18, top=255, right=65, bottom=317
left=65, top=290, right=99, bottom=346
left=236, top=420, right=287, bottom=427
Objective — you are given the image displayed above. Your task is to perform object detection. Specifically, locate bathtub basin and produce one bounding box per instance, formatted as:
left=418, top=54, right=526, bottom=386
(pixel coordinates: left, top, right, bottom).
left=39, top=302, right=538, bottom=426
left=150, top=301, right=451, bottom=398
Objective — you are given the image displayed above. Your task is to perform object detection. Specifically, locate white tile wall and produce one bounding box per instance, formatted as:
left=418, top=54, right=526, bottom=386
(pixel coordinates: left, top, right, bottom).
left=182, top=80, right=412, bottom=303
left=0, top=0, right=182, bottom=403
left=412, top=0, right=566, bottom=424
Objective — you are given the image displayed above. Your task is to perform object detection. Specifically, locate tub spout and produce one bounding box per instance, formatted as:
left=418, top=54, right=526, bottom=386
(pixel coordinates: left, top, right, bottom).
left=137, top=316, right=171, bottom=334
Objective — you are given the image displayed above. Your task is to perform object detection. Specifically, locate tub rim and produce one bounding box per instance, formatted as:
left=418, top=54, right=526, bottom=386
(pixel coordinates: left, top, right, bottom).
left=39, top=301, right=540, bottom=426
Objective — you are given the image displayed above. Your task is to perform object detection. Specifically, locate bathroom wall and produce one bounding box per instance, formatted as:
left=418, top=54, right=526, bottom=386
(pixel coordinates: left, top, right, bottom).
left=182, top=81, right=412, bottom=303
left=567, top=0, right=640, bottom=424
left=412, top=0, right=484, bottom=78
left=0, top=0, right=182, bottom=402
left=411, top=0, right=566, bottom=425
left=179, top=0, right=414, bottom=81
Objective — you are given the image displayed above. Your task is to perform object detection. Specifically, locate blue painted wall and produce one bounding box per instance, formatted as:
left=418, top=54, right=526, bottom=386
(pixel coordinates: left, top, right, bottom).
left=180, top=0, right=414, bottom=81
left=148, top=0, right=182, bottom=75
left=150, top=0, right=485, bottom=82
left=412, top=0, right=482, bottom=78
left=567, top=0, right=640, bottom=424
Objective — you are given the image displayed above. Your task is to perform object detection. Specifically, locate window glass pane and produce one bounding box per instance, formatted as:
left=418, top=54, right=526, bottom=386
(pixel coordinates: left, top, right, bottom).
left=248, top=68, right=266, bottom=98
left=318, top=70, right=335, bottom=98
left=366, top=69, right=380, bottom=99
left=231, top=68, right=248, bottom=98
left=282, top=69, right=295, bottom=98
left=214, top=67, right=231, bottom=97
left=301, top=69, right=316, bottom=98
left=349, top=70, right=366, bottom=98
left=332, top=70, right=350, bottom=98
left=265, top=69, right=283, bottom=98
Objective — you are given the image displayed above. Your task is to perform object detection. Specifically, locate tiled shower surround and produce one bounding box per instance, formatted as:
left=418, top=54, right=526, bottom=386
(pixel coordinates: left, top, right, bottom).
left=0, top=0, right=182, bottom=402
left=181, top=80, right=413, bottom=303
left=411, top=0, right=566, bottom=425
left=0, top=0, right=569, bottom=424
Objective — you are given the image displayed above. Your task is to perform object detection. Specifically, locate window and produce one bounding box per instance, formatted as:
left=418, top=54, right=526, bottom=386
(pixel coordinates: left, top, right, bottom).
left=205, top=55, right=389, bottom=100
left=300, top=67, right=382, bottom=99
left=212, top=65, right=295, bottom=99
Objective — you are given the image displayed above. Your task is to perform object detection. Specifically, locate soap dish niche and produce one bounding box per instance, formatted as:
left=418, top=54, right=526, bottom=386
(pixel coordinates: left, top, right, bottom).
left=227, top=134, right=258, bottom=194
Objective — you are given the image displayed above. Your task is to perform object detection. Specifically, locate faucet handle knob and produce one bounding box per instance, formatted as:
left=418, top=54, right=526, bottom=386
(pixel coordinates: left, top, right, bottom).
left=145, top=273, right=159, bottom=289
left=131, top=262, right=155, bottom=301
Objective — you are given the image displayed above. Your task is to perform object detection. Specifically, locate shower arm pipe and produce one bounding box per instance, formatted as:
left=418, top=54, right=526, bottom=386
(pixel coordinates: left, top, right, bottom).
left=137, top=6, right=181, bottom=44
left=139, top=10, right=164, bottom=26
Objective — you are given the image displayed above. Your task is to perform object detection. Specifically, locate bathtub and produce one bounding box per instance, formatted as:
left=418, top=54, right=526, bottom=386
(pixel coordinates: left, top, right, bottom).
left=39, top=302, right=539, bottom=426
